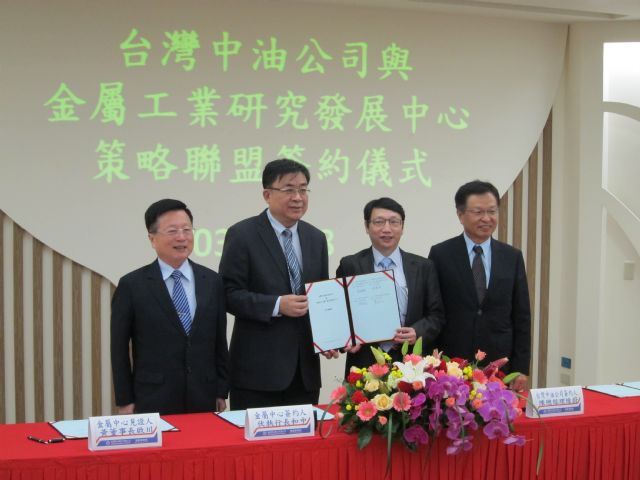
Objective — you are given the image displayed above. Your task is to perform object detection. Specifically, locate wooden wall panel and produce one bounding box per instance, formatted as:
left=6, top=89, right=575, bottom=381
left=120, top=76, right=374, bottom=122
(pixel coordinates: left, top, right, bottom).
left=538, top=113, right=553, bottom=387
left=32, top=239, right=44, bottom=421
left=91, top=272, right=102, bottom=416
left=71, top=263, right=82, bottom=419
left=0, top=111, right=554, bottom=422
left=512, top=173, right=524, bottom=250
left=13, top=223, right=25, bottom=423
left=52, top=252, right=64, bottom=420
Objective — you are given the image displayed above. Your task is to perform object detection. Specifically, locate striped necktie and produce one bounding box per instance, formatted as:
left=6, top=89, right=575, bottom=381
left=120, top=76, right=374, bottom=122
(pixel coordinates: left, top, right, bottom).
left=171, top=270, right=192, bottom=334
left=282, top=229, right=303, bottom=294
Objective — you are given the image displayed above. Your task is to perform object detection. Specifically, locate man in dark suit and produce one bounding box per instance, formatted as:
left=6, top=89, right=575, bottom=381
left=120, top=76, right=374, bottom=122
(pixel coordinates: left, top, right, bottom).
left=337, top=197, right=445, bottom=374
left=428, top=181, right=531, bottom=391
left=219, top=159, right=333, bottom=410
left=111, top=199, right=229, bottom=415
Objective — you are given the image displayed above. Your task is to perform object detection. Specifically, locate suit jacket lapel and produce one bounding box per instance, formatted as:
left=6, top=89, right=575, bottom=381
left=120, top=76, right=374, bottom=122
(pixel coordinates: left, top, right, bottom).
left=487, top=238, right=502, bottom=295
left=453, top=234, right=479, bottom=303
left=400, top=249, right=417, bottom=322
left=190, top=260, right=206, bottom=330
left=299, top=222, right=313, bottom=283
left=358, top=248, right=375, bottom=274
left=145, top=261, right=186, bottom=334
left=256, top=210, right=290, bottom=284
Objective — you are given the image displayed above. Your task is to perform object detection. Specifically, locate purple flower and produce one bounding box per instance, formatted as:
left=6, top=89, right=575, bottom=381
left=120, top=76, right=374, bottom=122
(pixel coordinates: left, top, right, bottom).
left=429, top=402, right=443, bottom=434
left=404, top=424, right=429, bottom=445
left=411, top=392, right=427, bottom=408
left=483, top=420, right=509, bottom=440
left=504, top=434, right=526, bottom=446
left=446, top=437, right=473, bottom=455
left=477, top=399, right=505, bottom=422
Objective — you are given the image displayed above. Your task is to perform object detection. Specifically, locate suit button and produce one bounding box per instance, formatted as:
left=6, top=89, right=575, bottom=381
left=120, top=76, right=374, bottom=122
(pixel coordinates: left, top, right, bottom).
left=186, top=339, right=191, bottom=347
left=186, top=367, right=192, bottom=374
left=477, top=309, right=483, bottom=316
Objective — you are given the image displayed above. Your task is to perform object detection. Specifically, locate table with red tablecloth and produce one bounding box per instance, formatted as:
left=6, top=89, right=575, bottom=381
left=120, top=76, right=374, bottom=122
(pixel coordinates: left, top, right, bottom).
left=1, top=389, right=640, bottom=480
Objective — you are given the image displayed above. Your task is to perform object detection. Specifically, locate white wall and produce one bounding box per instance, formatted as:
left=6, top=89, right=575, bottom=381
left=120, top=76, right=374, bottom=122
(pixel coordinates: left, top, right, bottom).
left=549, top=21, right=640, bottom=387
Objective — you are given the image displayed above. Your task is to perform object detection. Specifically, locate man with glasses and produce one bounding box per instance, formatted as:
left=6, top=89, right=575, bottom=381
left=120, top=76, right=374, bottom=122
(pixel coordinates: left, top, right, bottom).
left=429, top=181, right=531, bottom=391
left=219, top=159, right=332, bottom=410
left=111, top=199, right=229, bottom=414
left=337, top=197, right=445, bottom=376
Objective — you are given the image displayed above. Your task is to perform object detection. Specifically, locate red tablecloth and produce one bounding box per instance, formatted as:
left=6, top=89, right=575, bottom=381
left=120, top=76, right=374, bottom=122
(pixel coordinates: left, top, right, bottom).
left=1, top=389, right=639, bottom=480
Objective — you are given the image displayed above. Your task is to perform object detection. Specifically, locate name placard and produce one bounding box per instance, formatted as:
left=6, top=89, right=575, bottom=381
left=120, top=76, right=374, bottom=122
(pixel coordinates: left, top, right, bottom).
left=245, top=404, right=315, bottom=441
left=88, top=413, right=162, bottom=451
left=526, top=386, right=584, bottom=418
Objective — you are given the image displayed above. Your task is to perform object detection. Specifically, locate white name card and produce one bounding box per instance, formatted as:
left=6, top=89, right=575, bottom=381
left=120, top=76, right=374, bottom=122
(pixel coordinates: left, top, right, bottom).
left=526, top=386, right=584, bottom=418
left=245, top=404, right=315, bottom=441
left=88, top=413, right=162, bottom=451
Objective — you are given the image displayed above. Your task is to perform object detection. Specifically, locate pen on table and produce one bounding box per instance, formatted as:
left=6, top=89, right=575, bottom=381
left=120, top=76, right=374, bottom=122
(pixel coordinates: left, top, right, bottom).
left=27, top=435, right=65, bottom=444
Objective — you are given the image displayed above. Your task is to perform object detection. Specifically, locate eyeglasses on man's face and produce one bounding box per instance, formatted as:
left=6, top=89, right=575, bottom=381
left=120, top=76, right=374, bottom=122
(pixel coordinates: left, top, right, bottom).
left=154, top=227, right=194, bottom=237
left=266, top=187, right=311, bottom=197
left=370, top=218, right=403, bottom=228
left=464, top=208, right=499, bottom=218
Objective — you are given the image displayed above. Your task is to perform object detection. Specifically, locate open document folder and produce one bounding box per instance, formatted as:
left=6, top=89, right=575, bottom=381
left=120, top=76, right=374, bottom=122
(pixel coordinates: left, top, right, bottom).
left=305, top=270, right=401, bottom=353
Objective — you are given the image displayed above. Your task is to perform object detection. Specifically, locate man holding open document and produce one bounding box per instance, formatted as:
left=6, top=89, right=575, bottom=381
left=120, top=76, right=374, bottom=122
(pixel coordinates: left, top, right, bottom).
left=333, top=197, right=445, bottom=376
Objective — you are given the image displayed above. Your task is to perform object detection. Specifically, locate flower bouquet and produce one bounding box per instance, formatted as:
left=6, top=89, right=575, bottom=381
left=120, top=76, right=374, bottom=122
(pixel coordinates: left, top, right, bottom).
left=326, top=339, right=525, bottom=468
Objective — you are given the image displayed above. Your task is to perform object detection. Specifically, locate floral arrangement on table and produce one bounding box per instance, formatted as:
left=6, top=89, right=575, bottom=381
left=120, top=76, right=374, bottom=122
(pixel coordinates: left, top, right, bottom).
left=326, top=340, right=525, bottom=463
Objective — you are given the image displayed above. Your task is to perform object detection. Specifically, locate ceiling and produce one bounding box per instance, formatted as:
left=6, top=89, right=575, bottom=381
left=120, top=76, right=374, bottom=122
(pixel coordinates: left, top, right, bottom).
left=275, top=0, right=640, bottom=22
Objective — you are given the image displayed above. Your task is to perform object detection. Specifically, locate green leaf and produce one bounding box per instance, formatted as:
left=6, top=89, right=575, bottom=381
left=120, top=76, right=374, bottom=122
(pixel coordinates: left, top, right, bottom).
left=357, top=425, right=373, bottom=450
left=502, top=371, right=521, bottom=385
left=385, top=414, right=393, bottom=476
left=370, top=346, right=387, bottom=365
left=401, top=341, right=409, bottom=356
left=412, top=337, right=423, bottom=356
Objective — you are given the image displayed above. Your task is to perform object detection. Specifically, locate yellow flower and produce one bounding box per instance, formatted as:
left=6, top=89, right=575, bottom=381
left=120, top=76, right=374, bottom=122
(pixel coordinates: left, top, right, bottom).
left=424, top=355, right=441, bottom=368
left=346, top=404, right=353, bottom=411
left=383, top=352, right=392, bottom=361
left=364, top=379, right=381, bottom=392
left=476, top=392, right=483, bottom=399
left=356, top=380, right=363, bottom=388
left=355, top=405, right=360, bottom=411
left=372, top=394, right=393, bottom=411
left=446, top=362, right=463, bottom=378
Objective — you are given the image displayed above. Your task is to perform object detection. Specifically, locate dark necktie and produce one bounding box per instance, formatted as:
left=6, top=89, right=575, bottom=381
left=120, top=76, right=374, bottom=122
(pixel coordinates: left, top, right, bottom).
left=282, top=229, right=303, bottom=294
left=171, top=270, right=193, bottom=334
left=472, top=245, right=487, bottom=304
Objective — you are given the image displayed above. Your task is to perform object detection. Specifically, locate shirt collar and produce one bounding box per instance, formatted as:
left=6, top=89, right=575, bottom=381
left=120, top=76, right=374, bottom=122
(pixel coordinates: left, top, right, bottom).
left=266, top=208, right=298, bottom=236
left=463, top=232, right=492, bottom=255
left=158, top=258, right=193, bottom=282
left=372, top=246, right=402, bottom=267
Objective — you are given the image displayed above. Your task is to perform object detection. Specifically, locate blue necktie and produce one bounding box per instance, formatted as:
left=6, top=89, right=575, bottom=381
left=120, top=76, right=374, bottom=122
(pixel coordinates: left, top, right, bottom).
left=380, top=257, right=393, bottom=270
left=282, top=229, right=303, bottom=294
left=171, top=270, right=192, bottom=334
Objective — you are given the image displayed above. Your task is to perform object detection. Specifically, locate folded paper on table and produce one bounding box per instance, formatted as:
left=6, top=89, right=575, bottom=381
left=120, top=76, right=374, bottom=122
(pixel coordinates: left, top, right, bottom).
left=215, top=406, right=334, bottom=428
left=306, top=270, right=401, bottom=353
left=586, top=384, right=640, bottom=398
left=621, top=381, right=640, bottom=390
left=50, top=417, right=178, bottom=439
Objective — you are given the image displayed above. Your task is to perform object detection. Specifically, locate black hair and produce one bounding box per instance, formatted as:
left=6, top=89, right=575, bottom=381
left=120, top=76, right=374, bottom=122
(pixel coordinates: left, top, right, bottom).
left=454, top=180, right=500, bottom=210
left=363, top=197, right=405, bottom=223
left=262, top=159, right=310, bottom=188
left=144, top=199, right=193, bottom=232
